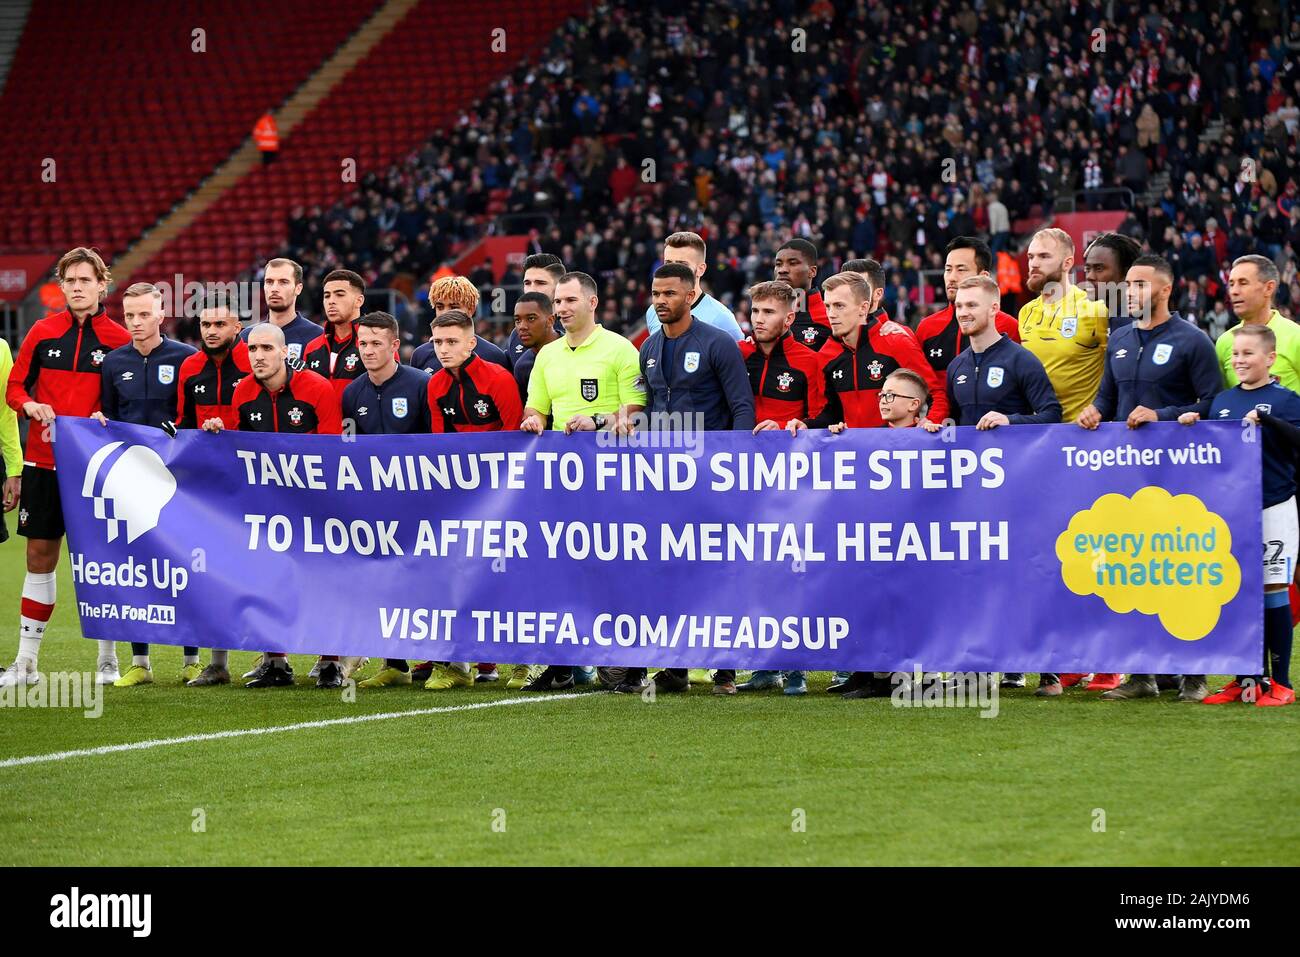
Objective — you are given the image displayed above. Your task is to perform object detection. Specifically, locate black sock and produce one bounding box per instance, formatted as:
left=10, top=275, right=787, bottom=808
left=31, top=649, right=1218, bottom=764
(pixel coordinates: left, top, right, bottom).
left=385, top=658, right=409, bottom=672
left=183, top=646, right=198, bottom=657
left=1265, top=596, right=1293, bottom=688
left=131, top=642, right=149, bottom=656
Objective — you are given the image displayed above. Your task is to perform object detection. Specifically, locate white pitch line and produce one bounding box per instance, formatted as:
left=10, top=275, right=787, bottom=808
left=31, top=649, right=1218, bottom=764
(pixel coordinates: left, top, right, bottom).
left=0, top=692, right=597, bottom=769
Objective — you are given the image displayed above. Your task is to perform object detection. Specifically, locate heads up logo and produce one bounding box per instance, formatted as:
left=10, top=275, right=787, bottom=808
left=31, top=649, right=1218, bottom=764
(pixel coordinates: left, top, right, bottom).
left=81, top=442, right=176, bottom=543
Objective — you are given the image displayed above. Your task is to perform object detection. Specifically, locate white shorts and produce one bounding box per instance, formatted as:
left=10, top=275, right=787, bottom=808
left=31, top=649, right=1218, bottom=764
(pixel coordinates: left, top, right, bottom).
left=1263, top=497, right=1299, bottom=587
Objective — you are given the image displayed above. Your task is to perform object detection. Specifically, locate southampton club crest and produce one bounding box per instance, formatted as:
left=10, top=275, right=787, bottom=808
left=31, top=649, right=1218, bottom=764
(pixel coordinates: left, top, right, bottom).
left=474, top=398, right=490, bottom=418
left=776, top=371, right=793, bottom=392
left=801, top=327, right=818, bottom=344
left=287, top=406, right=304, bottom=426
left=867, top=359, right=884, bottom=380
left=581, top=378, right=599, bottom=402
left=344, top=353, right=360, bottom=371
left=90, top=349, right=106, bottom=366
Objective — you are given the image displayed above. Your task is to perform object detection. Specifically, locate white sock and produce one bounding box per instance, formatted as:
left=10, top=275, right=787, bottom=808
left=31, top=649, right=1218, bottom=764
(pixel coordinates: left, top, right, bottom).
left=183, top=653, right=199, bottom=665
left=19, top=570, right=56, bottom=654
left=132, top=655, right=151, bottom=669
left=450, top=662, right=471, bottom=675
left=97, top=639, right=117, bottom=661
left=210, top=649, right=228, bottom=667
left=271, top=657, right=289, bottom=670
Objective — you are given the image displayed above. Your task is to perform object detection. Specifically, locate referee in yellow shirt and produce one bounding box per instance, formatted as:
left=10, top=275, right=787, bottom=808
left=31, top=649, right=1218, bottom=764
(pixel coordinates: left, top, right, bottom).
left=520, top=271, right=646, bottom=692
left=521, top=271, right=646, bottom=437
left=1014, top=227, right=1109, bottom=697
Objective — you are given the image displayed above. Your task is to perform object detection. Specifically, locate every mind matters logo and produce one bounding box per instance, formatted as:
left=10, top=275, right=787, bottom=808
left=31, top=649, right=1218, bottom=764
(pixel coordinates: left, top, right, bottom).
left=1055, top=487, right=1242, bottom=641
left=81, top=441, right=177, bottom=544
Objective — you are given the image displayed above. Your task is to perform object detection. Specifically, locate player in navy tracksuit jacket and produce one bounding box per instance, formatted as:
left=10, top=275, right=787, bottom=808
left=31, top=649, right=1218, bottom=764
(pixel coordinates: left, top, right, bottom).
left=1077, top=256, right=1225, bottom=700
left=639, top=310, right=756, bottom=431
left=943, top=334, right=1062, bottom=427
left=96, top=299, right=198, bottom=681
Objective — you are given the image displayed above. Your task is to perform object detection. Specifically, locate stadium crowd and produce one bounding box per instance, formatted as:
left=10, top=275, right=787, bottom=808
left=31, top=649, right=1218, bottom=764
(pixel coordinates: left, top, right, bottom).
left=242, top=0, right=1300, bottom=346
left=1, top=227, right=1297, bottom=708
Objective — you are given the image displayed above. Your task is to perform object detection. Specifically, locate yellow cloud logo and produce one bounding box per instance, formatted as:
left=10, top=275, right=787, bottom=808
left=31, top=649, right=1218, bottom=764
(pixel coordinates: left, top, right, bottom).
left=1055, top=486, right=1242, bottom=641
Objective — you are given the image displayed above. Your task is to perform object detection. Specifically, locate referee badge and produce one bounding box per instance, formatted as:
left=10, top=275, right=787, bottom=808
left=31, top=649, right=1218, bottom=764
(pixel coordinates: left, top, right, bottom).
left=157, top=364, right=175, bottom=385
left=1060, top=316, right=1078, bottom=339
left=684, top=351, right=700, bottom=373
left=581, top=378, right=599, bottom=402
left=986, top=366, right=1005, bottom=388
left=1152, top=343, right=1173, bottom=365
left=392, top=397, right=408, bottom=419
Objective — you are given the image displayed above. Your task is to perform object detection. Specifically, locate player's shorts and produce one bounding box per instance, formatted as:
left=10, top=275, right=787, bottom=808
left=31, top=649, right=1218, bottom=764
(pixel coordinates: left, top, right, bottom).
left=1263, top=496, right=1299, bottom=587
left=16, top=464, right=64, bottom=540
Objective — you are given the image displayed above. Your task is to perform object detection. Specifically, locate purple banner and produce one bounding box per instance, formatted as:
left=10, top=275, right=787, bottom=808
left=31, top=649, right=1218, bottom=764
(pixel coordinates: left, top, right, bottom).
left=54, top=417, right=1262, bottom=674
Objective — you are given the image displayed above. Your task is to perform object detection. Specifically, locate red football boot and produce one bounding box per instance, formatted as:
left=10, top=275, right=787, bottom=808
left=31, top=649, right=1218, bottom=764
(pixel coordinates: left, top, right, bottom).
left=1256, top=681, right=1295, bottom=707
left=1202, top=679, right=1248, bottom=704
left=1059, top=673, right=1090, bottom=688
left=1086, top=673, right=1122, bottom=691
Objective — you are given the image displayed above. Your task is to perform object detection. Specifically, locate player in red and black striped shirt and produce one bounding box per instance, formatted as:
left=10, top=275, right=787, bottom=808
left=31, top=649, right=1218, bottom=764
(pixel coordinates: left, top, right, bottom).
left=789, top=273, right=946, bottom=432
left=427, top=310, right=523, bottom=434
left=742, top=280, right=830, bottom=431
left=2, top=248, right=129, bottom=688
left=204, top=322, right=342, bottom=689
left=302, top=269, right=366, bottom=400
left=775, top=239, right=834, bottom=353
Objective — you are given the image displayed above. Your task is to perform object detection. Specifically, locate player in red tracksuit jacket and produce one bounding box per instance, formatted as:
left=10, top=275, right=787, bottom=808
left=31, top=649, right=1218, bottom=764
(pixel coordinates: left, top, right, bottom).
left=204, top=322, right=342, bottom=689
left=743, top=280, right=831, bottom=429
left=776, top=239, right=838, bottom=354
left=302, top=269, right=368, bottom=400
left=2, top=248, right=130, bottom=687
left=175, top=301, right=250, bottom=432
left=915, top=237, right=1021, bottom=407
left=789, top=273, right=946, bottom=431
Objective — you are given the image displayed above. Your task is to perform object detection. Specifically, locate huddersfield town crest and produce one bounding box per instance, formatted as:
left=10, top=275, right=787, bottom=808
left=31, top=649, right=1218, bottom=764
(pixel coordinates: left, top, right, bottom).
left=581, top=378, right=599, bottom=401
left=288, top=406, right=304, bottom=426
left=288, top=343, right=303, bottom=362
left=776, top=371, right=793, bottom=392
left=867, top=359, right=884, bottom=380
left=684, top=351, right=700, bottom=373
left=158, top=364, right=175, bottom=385
left=1152, top=343, right=1173, bottom=365
left=391, top=397, right=408, bottom=418
left=986, top=366, right=1004, bottom=388
left=1060, top=316, right=1078, bottom=339
left=1255, top=403, right=1273, bottom=415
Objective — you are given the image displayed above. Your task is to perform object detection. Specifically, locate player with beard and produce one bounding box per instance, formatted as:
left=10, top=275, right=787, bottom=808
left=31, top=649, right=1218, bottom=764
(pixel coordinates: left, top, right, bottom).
left=176, top=299, right=251, bottom=686
left=503, top=254, right=566, bottom=366
left=775, top=239, right=833, bottom=353
left=914, top=238, right=1020, bottom=402
left=1081, top=233, right=1141, bottom=332
left=303, top=269, right=367, bottom=399
left=242, top=258, right=321, bottom=367
left=1006, top=228, right=1108, bottom=691
left=205, top=323, right=342, bottom=688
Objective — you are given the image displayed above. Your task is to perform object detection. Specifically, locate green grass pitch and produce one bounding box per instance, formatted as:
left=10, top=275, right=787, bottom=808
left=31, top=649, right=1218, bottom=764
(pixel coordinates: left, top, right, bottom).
left=1, top=536, right=1297, bottom=866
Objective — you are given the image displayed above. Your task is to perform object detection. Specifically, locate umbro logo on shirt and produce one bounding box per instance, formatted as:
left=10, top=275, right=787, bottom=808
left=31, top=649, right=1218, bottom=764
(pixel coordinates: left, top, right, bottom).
left=1114, top=349, right=1128, bottom=358
left=120, top=371, right=134, bottom=380
left=956, top=374, right=968, bottom=384
left=357, top=407, right=369, bottom=415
